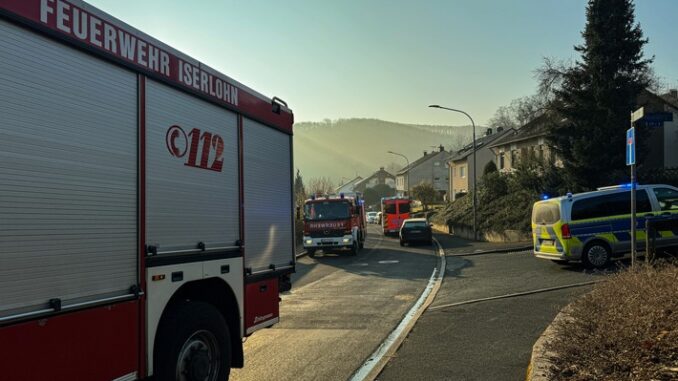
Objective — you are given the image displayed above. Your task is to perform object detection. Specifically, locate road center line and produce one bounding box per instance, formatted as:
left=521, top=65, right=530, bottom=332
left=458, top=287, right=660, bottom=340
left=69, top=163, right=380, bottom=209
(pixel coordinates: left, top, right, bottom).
left=428, top=280, right=601, bottom=311
left=348, top=238, right=446, bottom=381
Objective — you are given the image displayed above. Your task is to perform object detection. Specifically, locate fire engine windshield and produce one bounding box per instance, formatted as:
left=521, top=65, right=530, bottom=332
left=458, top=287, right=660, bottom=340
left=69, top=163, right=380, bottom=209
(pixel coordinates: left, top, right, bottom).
left=305, top=201, right=351, bottom=221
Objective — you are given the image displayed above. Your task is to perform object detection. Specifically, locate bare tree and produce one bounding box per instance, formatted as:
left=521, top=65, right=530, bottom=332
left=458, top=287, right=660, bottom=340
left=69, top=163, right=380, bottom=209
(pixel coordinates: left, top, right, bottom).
left=307, top=176, right=336, bottom=196
left=489, top=95, right=545, bottom=130
left=411, top=182, right=438, bottom=211
left=488, top=105, right=517, bottom=129
left=534, top=57, right=570, bottom=105
left=511, top=95, right=545, bottom=126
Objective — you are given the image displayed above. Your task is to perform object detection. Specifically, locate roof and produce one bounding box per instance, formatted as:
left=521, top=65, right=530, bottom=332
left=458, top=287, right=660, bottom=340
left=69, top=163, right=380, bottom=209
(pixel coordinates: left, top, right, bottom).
left=335, top=176, right=363, bottom=192
left=490, top=89, right=678, bottom=151
left=448, top=128, right=514, bottom=162
left=639, top=89, right=678, bottom=113
left=396, top=150, right=450, bottom=175
left=403, top=218, right=428, bottom=223
left=354, top=168, right=395, bottom=187
left=538, top=183, right=672, bottom=204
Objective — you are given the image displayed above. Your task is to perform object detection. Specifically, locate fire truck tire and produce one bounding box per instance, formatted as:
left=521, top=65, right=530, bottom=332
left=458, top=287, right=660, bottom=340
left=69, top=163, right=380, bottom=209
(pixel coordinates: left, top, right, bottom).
left=155, top=301, right=231, bottom=381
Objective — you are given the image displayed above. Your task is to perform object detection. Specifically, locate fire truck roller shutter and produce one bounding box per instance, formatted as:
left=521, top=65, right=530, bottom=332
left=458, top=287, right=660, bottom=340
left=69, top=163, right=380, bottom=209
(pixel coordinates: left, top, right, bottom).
left=243, top=118, right=294, bottom=274
left=0, top=19, right=138, bottom=318
left=145, top=79, right=239, bottom=254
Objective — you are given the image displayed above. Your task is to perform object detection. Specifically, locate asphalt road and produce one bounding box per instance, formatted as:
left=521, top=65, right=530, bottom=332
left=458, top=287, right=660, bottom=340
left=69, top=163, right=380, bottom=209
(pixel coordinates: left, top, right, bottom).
left=230, top=224, right=438, bottom=381
left=377, top=233, right=610, bottom=381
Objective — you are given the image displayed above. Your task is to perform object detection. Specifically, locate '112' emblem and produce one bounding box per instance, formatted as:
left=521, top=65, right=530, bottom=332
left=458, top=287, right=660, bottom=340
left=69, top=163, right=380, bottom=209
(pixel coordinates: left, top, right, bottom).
left=166, top=125, right=224, bottom=172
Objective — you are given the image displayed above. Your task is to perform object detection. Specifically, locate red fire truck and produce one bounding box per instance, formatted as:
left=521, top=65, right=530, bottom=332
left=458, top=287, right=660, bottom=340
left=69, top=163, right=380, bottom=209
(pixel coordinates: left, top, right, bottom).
left=302, top=193, right=366, bottom=257
left=381, top=197, right=412, bottom=235
left=0, top=1, right=295, bottom=380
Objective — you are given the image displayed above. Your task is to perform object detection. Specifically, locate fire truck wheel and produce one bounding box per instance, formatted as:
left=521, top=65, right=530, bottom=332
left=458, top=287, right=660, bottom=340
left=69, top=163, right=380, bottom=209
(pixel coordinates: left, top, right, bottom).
left=155, top=301, right=231, bottom=381
left=307, top=249, right=316, bottom=258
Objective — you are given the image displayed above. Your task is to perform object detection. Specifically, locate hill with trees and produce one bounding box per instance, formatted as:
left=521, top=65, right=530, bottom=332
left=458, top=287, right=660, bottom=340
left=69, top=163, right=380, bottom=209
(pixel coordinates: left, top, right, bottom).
left=293, top=118, right=474, bottom=184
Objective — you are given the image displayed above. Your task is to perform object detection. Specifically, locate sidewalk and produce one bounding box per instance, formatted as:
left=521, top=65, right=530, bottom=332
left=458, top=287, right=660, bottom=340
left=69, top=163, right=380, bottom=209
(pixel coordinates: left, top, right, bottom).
left=439, top=234, right=532, bottom=255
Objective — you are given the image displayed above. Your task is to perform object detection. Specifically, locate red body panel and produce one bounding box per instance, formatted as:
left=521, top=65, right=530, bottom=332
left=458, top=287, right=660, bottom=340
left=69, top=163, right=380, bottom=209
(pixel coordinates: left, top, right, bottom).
left=0, top=301, right=139, bottom=381
left=303, top=198, right=365, bottom=236
left=244, top=279, right=279, bottom=334
left=382, top=199, right=411, bottom=233
left=0, top=0, right=293, bottom=133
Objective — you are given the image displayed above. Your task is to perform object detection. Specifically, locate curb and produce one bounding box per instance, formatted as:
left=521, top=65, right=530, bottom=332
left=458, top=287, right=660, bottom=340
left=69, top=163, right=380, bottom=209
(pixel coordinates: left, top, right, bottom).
left=526, top=306, right=572, bottom=381
left=446, top=245, right=533, bottom=257
left=349, top=238, right=446, bottom=381
left=295, top=250, right=307, bottom=259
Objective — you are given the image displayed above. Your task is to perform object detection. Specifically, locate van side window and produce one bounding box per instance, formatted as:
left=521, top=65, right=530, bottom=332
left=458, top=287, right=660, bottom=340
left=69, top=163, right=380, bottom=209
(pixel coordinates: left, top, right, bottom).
left=571, top=191, right=651, bottom=220
left=653, top=188, right=678, bottom=211
left=572, top=197, right=607, bottom=220
left=605, top=190, right=652, bottom=215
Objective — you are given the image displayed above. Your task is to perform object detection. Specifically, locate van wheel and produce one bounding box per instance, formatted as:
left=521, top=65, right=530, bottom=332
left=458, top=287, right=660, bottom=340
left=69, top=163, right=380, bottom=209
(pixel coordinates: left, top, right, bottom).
left=582, top=242, right=611, bottom=269
left=307, top=249, right=316, bottom=258
left=155, top=301, right=231, bottom=381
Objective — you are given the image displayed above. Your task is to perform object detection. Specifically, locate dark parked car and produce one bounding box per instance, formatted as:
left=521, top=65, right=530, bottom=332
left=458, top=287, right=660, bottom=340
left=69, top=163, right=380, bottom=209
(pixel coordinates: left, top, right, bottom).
left=399, top=218, right=433, bottom=246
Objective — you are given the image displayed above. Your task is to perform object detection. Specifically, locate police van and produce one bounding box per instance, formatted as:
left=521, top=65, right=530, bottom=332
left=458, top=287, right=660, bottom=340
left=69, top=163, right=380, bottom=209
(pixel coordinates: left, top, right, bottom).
left=531, top=184, right=678, bottom=268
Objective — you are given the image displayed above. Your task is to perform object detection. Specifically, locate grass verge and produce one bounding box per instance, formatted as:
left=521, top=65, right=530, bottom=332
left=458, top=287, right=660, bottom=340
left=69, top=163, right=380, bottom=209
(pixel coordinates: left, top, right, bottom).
left=546, top=262, right=678, bottom=380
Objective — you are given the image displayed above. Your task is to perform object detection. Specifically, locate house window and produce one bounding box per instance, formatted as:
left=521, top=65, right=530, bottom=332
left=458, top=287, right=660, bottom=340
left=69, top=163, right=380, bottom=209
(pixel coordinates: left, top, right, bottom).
left=499, top=152, right=505, bottom=169
left=511, top=150, right=518, bottom=167
left=452, top=167, right=456, bottom=177
left=460, top=167, right=466, bottom=178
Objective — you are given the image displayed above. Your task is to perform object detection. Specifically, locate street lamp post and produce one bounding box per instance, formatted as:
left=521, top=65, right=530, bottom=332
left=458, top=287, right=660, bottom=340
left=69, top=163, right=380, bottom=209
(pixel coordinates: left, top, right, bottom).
left=387, top=150, right=410, bottom=196
left=428, top=105, right=478, bottom=240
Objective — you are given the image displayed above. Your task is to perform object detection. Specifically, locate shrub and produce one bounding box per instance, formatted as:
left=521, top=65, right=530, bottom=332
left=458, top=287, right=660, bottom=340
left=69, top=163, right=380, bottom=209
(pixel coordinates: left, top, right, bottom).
left=547, top=263, right=678, bottom=380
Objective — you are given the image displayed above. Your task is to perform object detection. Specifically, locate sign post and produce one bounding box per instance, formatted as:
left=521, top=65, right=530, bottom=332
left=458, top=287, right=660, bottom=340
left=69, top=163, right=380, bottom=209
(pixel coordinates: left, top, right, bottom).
left=628, top=107, right=643, bottom=268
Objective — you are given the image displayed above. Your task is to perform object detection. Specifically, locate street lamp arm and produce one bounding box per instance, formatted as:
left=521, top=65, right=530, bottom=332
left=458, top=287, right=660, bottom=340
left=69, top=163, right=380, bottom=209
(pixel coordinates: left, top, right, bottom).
left=428, top=105, right=475, bottom=128
left=387, top=150, right=410, bottom=167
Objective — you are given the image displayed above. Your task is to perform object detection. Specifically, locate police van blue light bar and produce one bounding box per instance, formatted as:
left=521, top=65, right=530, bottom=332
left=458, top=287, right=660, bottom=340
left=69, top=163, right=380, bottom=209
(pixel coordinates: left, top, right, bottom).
left=597, top=183, right=636, bottom=191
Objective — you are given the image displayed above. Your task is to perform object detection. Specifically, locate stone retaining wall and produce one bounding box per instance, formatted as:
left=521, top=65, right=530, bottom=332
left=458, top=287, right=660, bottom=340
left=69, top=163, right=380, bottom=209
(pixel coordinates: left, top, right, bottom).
left=431, top=222, right=531, bottom=243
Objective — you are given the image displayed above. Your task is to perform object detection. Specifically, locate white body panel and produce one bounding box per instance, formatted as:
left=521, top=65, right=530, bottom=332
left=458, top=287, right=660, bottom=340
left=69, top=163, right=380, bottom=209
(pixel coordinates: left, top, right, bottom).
left=145, top=257, right=244, bottom=375
left=145, top=79, right=239, bottom=253
left=0, top=19, right=137, bottom=318
left=242, top=118, right=294, bottom=274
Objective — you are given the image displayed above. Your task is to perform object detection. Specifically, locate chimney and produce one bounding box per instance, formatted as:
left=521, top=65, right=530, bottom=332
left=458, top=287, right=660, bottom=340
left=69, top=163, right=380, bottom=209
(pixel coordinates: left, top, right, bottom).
left=497, top=127, right=504, bottom=133
left=439, top=145, right=444, bottom=152
left=485, top=128, right=493, bottom=136
left=423, top=151, right=428, bottom=156
left=379, top=167, right=384, bottom=171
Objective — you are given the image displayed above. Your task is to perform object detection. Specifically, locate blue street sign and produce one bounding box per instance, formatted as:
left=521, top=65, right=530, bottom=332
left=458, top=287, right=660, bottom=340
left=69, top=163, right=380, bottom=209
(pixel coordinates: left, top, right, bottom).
left=642, top=112, right=673, bottom=123
left=626, top=127, right=635, bottom=166
left=639, top=120, right=664, bottom=128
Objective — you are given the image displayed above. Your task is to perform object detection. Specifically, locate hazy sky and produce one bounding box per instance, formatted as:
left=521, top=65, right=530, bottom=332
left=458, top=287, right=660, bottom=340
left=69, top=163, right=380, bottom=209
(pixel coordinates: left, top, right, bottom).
left=88, top=0, right=678, bottom=126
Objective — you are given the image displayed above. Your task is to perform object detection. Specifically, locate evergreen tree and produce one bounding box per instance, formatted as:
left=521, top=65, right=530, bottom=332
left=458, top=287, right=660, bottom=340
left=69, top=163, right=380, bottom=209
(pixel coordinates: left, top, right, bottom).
left=549, top=0, right=652, bottom=190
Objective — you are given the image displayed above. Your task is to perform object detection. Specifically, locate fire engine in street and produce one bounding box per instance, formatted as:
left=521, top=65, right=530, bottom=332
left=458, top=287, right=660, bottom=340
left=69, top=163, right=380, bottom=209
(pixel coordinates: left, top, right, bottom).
left=0, top=1, right=295, bottom=380
left=302, top=193, right=367, bottom=257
